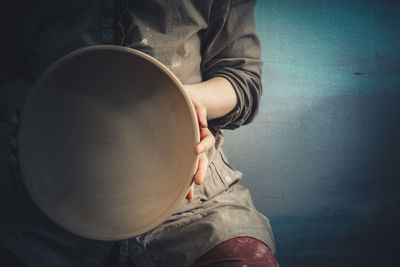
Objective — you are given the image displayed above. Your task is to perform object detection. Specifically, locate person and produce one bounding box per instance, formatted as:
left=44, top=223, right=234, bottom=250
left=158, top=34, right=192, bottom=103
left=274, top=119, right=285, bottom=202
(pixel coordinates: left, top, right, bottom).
left=1, top=0, right=279, bottom=266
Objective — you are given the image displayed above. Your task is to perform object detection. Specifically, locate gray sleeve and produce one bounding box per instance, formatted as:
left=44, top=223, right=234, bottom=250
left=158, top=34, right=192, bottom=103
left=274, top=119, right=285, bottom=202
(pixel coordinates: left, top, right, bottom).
left=201, top=0, right=262, bottom=131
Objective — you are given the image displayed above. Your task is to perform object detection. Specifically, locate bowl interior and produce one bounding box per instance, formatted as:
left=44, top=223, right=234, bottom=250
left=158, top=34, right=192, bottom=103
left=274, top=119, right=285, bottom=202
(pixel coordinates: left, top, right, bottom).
left=19, top=46, right=199, bottom=240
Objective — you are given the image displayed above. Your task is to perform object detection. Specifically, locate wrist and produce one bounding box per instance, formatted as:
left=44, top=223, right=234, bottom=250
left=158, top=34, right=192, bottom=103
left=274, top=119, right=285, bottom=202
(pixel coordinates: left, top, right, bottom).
left=183, top=77, right=237, bottom=120
left=183, top=84, right=204, bottom=105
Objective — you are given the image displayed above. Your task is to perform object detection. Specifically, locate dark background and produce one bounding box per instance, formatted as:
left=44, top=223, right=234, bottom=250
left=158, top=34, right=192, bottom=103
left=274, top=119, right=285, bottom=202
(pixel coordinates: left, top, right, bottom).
left=1, top=0, right=400, bottom=266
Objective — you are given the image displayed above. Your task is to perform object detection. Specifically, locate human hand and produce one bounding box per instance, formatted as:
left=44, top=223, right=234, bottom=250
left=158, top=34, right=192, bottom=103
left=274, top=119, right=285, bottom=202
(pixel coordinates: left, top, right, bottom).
left=184, top=96, right=215, bottom=200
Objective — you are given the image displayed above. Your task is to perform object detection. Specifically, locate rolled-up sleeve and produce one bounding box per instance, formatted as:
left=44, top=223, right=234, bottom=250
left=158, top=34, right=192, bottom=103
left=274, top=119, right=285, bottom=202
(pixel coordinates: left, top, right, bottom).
left=201, top=0, right=262, bottom=131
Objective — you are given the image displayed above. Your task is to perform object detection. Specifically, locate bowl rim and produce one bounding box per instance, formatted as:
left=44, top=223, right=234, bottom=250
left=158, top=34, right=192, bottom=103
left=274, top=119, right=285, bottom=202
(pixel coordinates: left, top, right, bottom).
left=18, top=45, right=200, bottom=240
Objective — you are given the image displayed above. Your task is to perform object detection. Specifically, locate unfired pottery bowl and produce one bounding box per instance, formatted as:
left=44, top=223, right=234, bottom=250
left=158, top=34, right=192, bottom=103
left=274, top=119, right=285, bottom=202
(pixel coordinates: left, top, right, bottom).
left=18, top=45, right=199, bottom=240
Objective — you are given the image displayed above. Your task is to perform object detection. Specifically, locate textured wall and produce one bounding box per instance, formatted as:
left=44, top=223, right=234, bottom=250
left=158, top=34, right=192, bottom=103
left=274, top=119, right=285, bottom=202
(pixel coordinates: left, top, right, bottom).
left=222, top=0, right=400, bottom=266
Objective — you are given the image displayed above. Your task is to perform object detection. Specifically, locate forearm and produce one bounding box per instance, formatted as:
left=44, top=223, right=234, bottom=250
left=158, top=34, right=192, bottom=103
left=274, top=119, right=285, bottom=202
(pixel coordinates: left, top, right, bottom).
left=183, top=77, right=237, bottom=120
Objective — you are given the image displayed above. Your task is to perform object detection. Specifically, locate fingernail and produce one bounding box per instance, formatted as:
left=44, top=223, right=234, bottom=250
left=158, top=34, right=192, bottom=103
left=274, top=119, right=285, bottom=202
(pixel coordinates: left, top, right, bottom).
left=195, top=176, right=202, bottom=185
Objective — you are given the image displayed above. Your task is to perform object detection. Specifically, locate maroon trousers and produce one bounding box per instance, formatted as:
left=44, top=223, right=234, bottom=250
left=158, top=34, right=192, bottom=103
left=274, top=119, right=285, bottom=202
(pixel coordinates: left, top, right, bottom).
left=101, top=236, right=279, bottom=266
left=2, top=237, right=279, bottom=266
left=191, top=237, right=279, bottom=267
left=101, top=237, right=279, bottom=266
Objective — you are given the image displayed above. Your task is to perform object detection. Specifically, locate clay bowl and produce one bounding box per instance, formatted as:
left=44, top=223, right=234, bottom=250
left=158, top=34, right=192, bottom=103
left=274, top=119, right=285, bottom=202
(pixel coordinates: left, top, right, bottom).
left=18, top=45, right=199, bottom=240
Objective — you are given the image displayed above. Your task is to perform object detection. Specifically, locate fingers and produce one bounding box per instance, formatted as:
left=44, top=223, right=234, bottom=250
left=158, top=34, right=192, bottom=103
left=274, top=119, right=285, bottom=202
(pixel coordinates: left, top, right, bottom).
left=186, top=96, right=213, bottom=200
left=195, top=127, right=215, bottom=154
left=186, top=154, right=209, bottom=200
left=186, top=184, right=194, bottom=200
left=194, top=154, right=208, bottom=185
left=192, top=101, right=207, bottom=128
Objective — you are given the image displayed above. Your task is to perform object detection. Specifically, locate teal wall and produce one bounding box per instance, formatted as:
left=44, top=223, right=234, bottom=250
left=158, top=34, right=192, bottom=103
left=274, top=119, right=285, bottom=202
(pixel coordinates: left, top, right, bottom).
left=223, top=0, right=400, bottom=266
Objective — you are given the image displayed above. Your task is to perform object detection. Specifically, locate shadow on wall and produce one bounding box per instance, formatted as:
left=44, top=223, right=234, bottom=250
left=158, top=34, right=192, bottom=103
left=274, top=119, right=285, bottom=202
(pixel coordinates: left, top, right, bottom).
left=224, top=92, right=400, bottom=267
left=222, top=0, right=400, bottom=266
